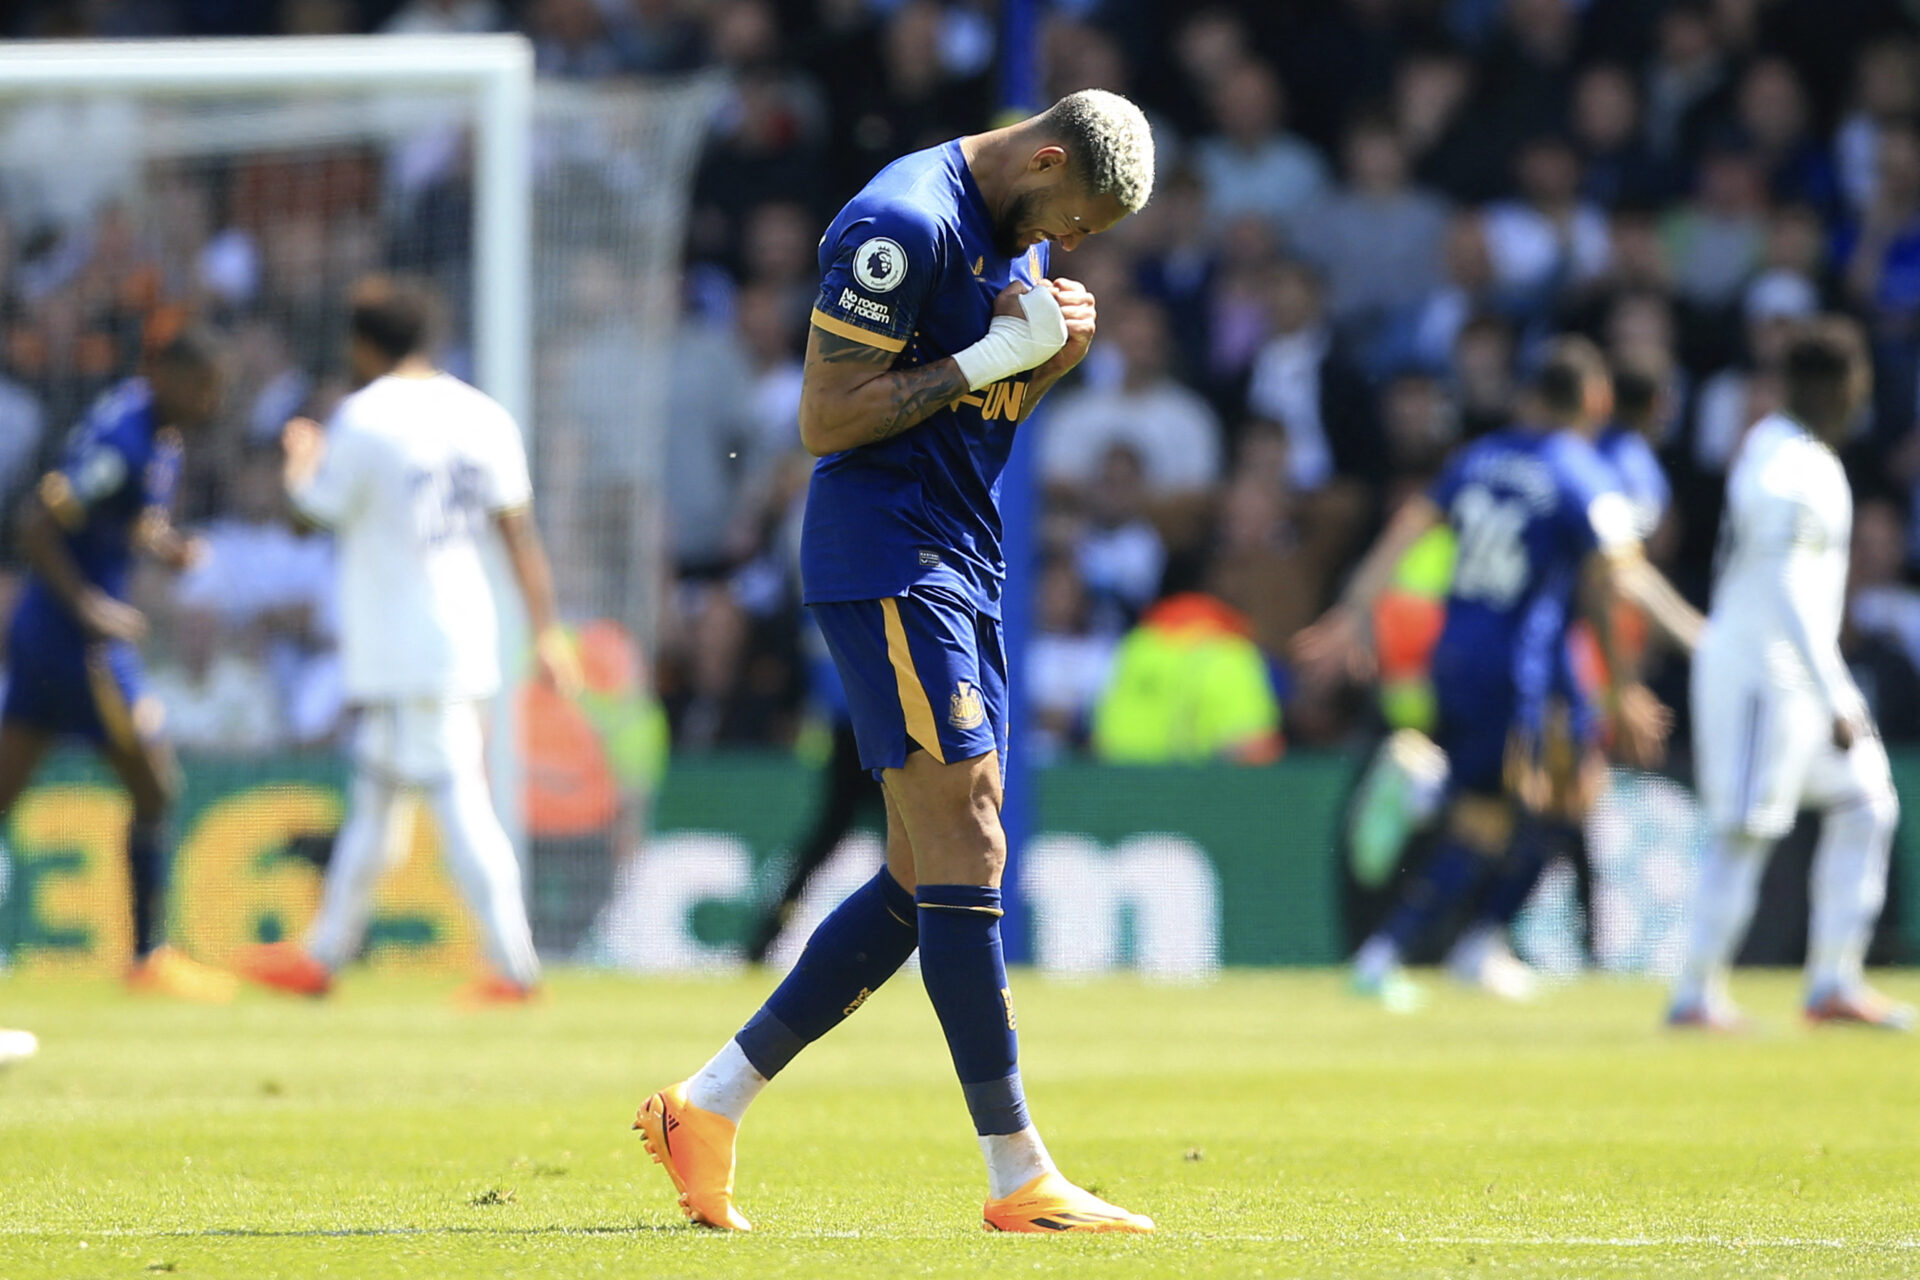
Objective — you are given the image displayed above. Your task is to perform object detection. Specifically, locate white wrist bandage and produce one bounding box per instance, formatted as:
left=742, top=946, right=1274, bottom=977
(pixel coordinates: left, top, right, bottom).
left=950, top=285, right=1068, bottom=391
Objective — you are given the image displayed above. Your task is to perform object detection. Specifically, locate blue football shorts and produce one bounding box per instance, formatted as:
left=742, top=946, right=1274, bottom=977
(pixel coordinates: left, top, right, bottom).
left=810, top=584, right=1008, bottom=777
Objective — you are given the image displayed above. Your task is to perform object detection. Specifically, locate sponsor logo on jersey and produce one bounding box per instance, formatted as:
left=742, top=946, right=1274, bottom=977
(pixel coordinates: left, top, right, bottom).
left=949, top=680, right=986, bottom=730
left=918, top=549, right=942, bottom=566
left=853, top=236, right=908, bottom=292
left=956, top=377, right=1027, bottom=422
left=838, top=288, right=893, bottom=325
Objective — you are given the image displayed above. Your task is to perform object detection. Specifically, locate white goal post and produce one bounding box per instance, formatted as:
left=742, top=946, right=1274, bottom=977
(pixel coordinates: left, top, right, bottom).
left=0, top=36, right=538, bottom=847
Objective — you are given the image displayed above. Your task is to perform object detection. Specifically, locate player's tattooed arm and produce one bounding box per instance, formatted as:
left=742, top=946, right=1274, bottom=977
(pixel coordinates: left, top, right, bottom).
left=799, top=326, right=967, bottom=455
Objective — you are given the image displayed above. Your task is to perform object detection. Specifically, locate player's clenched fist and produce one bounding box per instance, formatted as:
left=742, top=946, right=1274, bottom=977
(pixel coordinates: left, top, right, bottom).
left=1035, top=277, right=1096, bottom=380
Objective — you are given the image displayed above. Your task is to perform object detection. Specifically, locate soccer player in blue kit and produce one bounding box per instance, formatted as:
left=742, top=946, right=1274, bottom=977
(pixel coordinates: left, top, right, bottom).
left=1298, top=339, right=1699, bottom=1004
left=0, top=331, right=235, bottom=1002
left=1436, top=353, right=1690, bottom=995
left=636, top=90, right=1158, bottom=1234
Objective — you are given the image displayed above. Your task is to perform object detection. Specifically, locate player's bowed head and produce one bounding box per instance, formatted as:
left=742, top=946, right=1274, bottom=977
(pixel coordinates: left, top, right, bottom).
left=797, top=90, right=1156, bottom=456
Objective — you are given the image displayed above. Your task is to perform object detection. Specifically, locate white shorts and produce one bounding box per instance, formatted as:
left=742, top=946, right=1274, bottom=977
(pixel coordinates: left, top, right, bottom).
left=354, top=699, right=487, bottom=785
left=1692, top=667, right=1892, bottom=839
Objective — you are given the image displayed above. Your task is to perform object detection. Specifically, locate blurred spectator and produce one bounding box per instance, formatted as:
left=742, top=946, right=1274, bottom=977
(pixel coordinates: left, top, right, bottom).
left=527, top=0, right=624, bottom=78
left=1692, top=269, right=1812, bottom=472
left=174, top=449, right=340, bottom=745
left=1294, top=115, right=1449, bottom=341
left=1471, top=0, right=1583, bottom=177
left=1026, top=553, right=1117, bottom=761
left=1572, top=64, right=1667, bottom=209
left=661, top=300, right=755, bottom=576
left=1131, top=167, right=1217, bottom=383
left=380, top=0, right=504, bottom=35
left=1395, top=47, right=1485, bottom=203
left=1202, top=448, right=1343, bottom=662
left=1660, top=148, right=1766, bottom=309
left=734, top=280, right=804, bottom=467
left=1378, top=370, right=1458, bottom=501
left=1836, top=37, right=1920, bottom=217
left=662, top=583, right=792, bottom=749
left=608, top=0, right=706, bottom=74
left=1449, top=313, right=1519, bottom=439
left=0, top=372, right=44, bottom=509
left=1040, top=297, right=1223, bottom=500
left=1193, top=60, right=1330, bottom=236
left=1392, top=213, right=1499, bottom=375
left=1846, top=497, right=1920, bottom=741
left=823, top=0, right=991, bottom=200
left=1200, top=214, right=1283, bottom=400
left=1839, top=121, right=1920, bottom=435
left=1481, top=135, right=1612, bottom=313
left=691, top=78, right=828, bottom=262
left=148, top=609, right=286, bottom=754
left=1731, top=57, right=1839, bottom=217
left=1643, top=0, right=1736, bottom=166
left=1841, top=122, right=1920, bottom=338
left=1244, top=259, right=1386, bottom=492
left=1072, top=443, right=1167, bottom=635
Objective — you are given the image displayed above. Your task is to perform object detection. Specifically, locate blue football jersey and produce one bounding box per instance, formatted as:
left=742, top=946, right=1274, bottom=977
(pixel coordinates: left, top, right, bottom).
left=21, top=378, right=181, bottom=612
left=1594, top=424, right=1670, bottom=542
left=1429, top=427, right=1637, bottom=708
left=800, top=139, right=1052, bottom=618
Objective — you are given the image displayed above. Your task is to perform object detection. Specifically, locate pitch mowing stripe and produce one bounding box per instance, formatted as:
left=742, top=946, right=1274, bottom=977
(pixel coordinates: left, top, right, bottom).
left=6, top=1228, right=1919, bottom=1248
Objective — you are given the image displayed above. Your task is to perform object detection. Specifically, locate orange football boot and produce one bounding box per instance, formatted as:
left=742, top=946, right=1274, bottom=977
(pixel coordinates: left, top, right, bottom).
left=983, top=1171, right=1156, bottom=1234
left=634, top=1081, right=751, bottom=1230
left=126, top=946, right=237, bottom=1004
left=455, top=975, right=540, bottom=1007
left=236, top=942, right=333, bottom=997
left=1806, top=986, right=1916, bottom=1031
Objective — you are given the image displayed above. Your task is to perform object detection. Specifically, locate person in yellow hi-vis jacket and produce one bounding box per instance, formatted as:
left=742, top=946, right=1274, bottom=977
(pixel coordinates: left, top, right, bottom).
left=1092, top=593, right=1281, bottom=765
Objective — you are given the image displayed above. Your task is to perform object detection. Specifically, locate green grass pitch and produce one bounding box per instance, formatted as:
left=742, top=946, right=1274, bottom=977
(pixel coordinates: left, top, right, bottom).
left=3, top=968, right=1918, bottom=1279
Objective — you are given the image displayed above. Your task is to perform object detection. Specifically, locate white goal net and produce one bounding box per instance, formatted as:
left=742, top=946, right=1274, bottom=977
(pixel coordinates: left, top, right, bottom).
left=0, top=39, right=715, bottom=972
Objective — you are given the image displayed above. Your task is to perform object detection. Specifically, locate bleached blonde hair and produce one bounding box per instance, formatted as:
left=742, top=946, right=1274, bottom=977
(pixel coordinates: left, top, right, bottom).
left=1041, top=89, right=1156, bottom=213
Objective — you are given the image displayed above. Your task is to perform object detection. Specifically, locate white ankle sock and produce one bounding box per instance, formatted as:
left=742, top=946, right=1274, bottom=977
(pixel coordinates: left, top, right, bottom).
left=1673, top=830, right=1770, bottom=1010
left=980, top=1125, right=1056, bottom=1199
left=684, top=1039, right=768, bottom=1125
left=1353, top=934, right=1401, bottom=983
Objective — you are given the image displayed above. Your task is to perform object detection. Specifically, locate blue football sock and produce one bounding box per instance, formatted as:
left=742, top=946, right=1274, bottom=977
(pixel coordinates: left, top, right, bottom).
left=128, top=818, right=170, bottom=959
left=735, top=869, right=918, bottom=1079
left=916, top=883, right=1029, bottom=1137
left=1476, top=819, right=1578, bottom=927
left=1378, top=838, right=1486, bottom=956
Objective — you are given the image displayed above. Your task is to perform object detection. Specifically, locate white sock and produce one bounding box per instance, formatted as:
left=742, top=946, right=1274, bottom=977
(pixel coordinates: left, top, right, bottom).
left=685, top=1039, right=768, bottom=1125
left=1353, top=934, right=1401, bottom=983
left=1672, top=829, right=1771, bottom=1010
left=981, top=1125, right=1056, bottom=1199
left=305, top=772, right=409, bottom=972
left=1807, top=790, right=1896, bottom=997
left=426, top=767, right=541, bottom=988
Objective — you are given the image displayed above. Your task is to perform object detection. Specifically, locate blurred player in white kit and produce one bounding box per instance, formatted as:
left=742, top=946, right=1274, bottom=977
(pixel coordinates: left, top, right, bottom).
left=1670, top=318, right=1911, bottom=1031
left=240, top=278, right=579, bottom=1003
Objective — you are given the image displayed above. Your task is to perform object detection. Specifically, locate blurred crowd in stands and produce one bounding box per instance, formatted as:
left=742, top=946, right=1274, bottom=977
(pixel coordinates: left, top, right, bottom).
left=7, top=0, right=1920, bottom=762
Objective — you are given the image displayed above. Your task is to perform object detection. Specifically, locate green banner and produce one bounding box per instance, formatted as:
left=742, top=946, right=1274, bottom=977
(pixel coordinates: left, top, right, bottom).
left=2, top=748, right=1917, bottom=972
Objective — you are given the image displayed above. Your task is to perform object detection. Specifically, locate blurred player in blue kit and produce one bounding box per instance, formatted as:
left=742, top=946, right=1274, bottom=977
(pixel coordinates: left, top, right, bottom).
left=0, top=331, right=235, bottom=1002
left=635, top=89, right=1159, bottom=1234
left=1299, top=339, right=1701, bottom=1005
